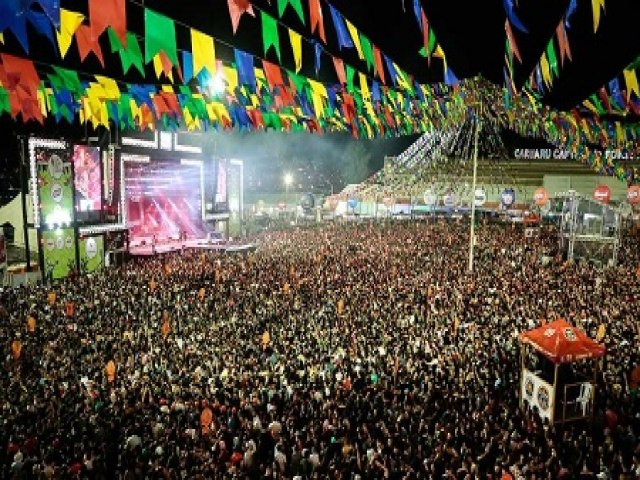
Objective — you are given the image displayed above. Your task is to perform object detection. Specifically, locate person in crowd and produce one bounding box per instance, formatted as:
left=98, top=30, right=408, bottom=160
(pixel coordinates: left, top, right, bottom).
left=1, top=220, right=639, bottom=479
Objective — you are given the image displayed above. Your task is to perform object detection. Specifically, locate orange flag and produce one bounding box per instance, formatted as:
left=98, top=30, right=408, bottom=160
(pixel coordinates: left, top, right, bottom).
left=47, top=292, right=56, bottom=305
left=11, top=339, right=22, bottom=359
left=283, top=282, right=290, bottom=294
left=227, top=0, right=255, bottom=34
left=199, top=288, right=206, bottom=302
left=309, top=0, right=326, bottom=43
left=27, top=316, right=36, bottom=333
left=262, top=331, right=271, bottom=347
left=105, top=360, right=116, bottom=382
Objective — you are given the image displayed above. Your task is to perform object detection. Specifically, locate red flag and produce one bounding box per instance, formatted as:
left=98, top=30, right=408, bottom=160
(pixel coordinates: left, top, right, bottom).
left=373, top=45, right=386, bottom=84
left=309, top=0, right=326, bottom=43
left=505, top=20, right=522, bottom=63
left=89, top=0, right=126, bottom=45
left=421, top=9, right=429, bottom=60
left=555, top=21, right=572, bottom=66
left=0, top=54, right=42, bottom=123
left=227, top=0, right=255, bottom=34
left=75, top=25, right=105, bottom=67
left=598, top=87, right=612, bottom=113
left=332, top=56, right=347, bottom=86
left=262, top=60, right=285, bottom=92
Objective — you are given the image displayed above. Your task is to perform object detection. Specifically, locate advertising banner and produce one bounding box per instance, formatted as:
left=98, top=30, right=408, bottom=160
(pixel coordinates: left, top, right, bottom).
left=521, top=369, right=555, bottom=422
left=36, top=146, right=73, bottom=227
left=73, top=145, right=102, bottom=212
left=41, top=228, right=76, bottom=282
left=79, top=235, right=104, bottom=274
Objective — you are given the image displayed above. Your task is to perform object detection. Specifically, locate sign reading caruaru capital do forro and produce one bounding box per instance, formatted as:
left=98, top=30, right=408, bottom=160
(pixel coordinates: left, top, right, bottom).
left=513, top=148, right=637, bottom=161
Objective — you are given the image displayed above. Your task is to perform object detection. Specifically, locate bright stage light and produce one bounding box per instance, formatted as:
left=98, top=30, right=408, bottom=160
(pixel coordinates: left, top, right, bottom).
left=207, top=73, right=226, bottom=96
left=284, top=173, right=293, bottom=186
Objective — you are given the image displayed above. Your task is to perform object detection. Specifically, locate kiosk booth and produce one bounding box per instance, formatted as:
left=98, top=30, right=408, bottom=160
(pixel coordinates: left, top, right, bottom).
left=518, top=319, right=605, bottom=423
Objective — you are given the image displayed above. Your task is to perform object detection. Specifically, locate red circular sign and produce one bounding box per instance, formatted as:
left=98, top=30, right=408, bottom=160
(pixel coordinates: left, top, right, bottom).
left=533, top=187, right=549, bottom=206
left=593, top=185, right=611, bottom=203
left=627, top=185, right=640, bottom=205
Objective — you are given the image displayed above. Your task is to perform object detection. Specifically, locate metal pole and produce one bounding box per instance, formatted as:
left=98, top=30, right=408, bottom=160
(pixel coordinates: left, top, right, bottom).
left=18, top=137, right=31, bottom=270
left=468, top=102, right=481, bottom=273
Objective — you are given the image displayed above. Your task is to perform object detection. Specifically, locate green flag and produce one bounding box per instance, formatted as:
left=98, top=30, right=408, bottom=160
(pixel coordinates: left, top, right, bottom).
left=261, top=12, right=281, bottom=62
left=277, top=0, right=305, bottom=25
left=345, top=64, right=356, bottom=92
left=144, top=8, right=177, bottom=65
left=360, top=34, right=375, bottom=72
left=109, top=30, right=145, bottom=76
left=427, top=29, right=436, bottom=57
left=50, top=66, right=83, bottom=94
left=546, top=40, right=558, bottom=78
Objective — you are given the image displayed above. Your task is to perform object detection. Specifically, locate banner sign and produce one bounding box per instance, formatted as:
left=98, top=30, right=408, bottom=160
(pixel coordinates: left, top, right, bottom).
left=443, top=192, right=456, bottom=208
left=41, top=228, right=76, bottom=282
left=73, top=145, right=102, bottom=212
left=474, top=188, right=486, bottom=207
left=36, top=146, right=74, bottom=228
left=501, top=188, right=516, bottom=208
left=593, top=185, right=611, bottom=204
left=627, top=185, right=640, bottom=205
left=423, top=189, right=437, bottom=207
left=79, top=235, right=104, bottom=274
left=514, top=148, right=636, bottom=161
left=533, top=187, right=549, bottom=206
left=522, top=369, right=555, bottom=422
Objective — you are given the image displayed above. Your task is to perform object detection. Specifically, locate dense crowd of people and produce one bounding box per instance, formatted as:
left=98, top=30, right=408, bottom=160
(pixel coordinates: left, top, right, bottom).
left=1, top=220, right=639, bottom=479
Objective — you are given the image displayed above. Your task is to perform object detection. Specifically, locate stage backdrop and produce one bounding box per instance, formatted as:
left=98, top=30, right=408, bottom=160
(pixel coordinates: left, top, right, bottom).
left=41, top=228, right=76, bottom=282
left=36, top=145, right=73, bottom=227
left=79, top=235, right=104, bottom=274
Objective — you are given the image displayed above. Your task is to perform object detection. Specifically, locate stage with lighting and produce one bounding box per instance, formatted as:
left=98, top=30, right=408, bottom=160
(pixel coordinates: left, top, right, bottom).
left=20, top=131, right=246, bottom=284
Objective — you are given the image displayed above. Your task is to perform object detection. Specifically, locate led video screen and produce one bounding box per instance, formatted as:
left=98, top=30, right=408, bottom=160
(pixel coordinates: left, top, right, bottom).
left=125, top=161, right=205, bottom=239
left=73, top=145, right=102, bottom=215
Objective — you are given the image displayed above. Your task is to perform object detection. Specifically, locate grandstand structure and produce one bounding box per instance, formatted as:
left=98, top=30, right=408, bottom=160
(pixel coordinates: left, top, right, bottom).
left=339, top=112, right=603, bottom=209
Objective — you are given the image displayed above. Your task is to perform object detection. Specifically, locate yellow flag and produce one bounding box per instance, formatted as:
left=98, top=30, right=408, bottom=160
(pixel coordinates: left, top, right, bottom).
left=359, top=72, right=370, bottom=101
left=623, top=69, right=639, bottom=100
left=94, top=75, right=121, bottom=100
left=191, top=28, right=216, bottom=77
left=0, top=33, right=4, bottom=44
left=540, top=53, right=552, bottom=87
left=289, top=29, right=303, bottom=73
left=153, top=54, right=174, bottom=82
left=222, top=65, right=238, bottom=94
left=308, top=79, right=327, bottom=117
left=57, top=9, right=85, bottom=58
left=345, top=19, right=364, bottom=60
left=583, top=99, right=598, bottom=115
left=433, top=44, right=447, bottom=72
left=591, top=0, right=605, bottom=33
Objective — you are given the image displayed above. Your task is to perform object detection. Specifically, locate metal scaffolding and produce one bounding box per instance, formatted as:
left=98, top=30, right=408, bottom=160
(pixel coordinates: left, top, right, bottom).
left=551, top=191, right=621, bottom=267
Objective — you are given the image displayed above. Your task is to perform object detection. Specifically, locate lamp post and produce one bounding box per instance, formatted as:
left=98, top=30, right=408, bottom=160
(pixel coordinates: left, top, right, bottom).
left=284, top=173, right=293, bottom=213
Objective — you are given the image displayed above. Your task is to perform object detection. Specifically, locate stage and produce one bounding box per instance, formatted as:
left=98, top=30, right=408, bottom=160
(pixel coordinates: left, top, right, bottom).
left=129, top=236, right=256, bottom=256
